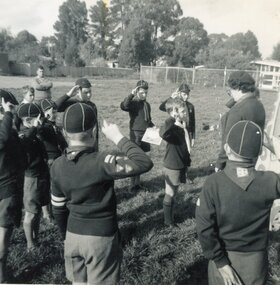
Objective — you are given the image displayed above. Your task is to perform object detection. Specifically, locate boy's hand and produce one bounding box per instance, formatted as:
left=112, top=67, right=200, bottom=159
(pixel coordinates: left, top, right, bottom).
left=131, top=86, right=139, bottom=96
left=171, top=92, right=179, bottom=99
left=102, top=120, right=124, bottom=145
left=1, top=98, right=15, bottom=113
left=33, top=114, right=42, bottom=127
left=191, top=139, right=195, bottom=147
left=218, top=265, right=242, bottom=285
left=66, top=85, right=80, bottom=97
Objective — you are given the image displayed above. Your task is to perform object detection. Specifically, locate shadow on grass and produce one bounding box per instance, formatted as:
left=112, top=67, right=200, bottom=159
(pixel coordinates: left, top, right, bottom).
left=120, top=189, right=198, bottom=247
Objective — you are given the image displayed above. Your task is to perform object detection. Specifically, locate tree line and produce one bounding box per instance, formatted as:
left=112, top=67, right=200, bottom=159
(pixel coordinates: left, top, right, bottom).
left=1, top=0, right=280, bottom=70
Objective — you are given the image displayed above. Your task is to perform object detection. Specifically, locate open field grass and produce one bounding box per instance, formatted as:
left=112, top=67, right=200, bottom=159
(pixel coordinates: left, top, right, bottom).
left=1, top=75, right=280, bottom=284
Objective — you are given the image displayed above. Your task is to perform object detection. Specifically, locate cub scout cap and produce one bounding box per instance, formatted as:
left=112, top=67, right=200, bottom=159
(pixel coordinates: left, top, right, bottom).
left=75, top=78, right=92, bottom=88
left=178, top=83, right=190, bottom=94
left=228, top=71, right=255, bottom=91
left=17, top=103, right=42, bottom=118
left=40, top=99, right=56, bottom=112
left=0, top=89, right=18, bottom=105
left=226, top=120, right=262, bottom=159
left=136, top=80, right=149, bottom=90
left=63, top=103, right=96, bottom=133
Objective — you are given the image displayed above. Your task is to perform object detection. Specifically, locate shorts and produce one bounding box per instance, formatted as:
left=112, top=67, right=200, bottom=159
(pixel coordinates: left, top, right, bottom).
left=23, top=173, right=50, bottom=214
left=64, top=231, right=122, bottom=285
left=163, top=167, right=187, bottom=186
left=0, top=195, right=22, bottom=228
left=130, top=130, right=150, bottom=152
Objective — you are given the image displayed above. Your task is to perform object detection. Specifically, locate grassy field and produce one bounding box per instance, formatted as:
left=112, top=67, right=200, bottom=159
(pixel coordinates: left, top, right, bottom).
left=2, top=76, right=280, bottom=284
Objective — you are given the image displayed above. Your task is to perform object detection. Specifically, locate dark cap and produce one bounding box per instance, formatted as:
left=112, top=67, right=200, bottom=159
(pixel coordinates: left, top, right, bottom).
left=17, top=103, right=42, bottom=118
left=0, top=89, right=19, bottom=105
left=75, top=78, right=92, bottom=88
left=63, top=103, right=96, bottom=133
left=136, top=80, right=149, bottom=90
left=40, top=99, right=56, bottom=112
left=228, top=71, right=255, bottom=92
left=178, top=83, right=190, bottom=94
left=226, top=120, right=262, bottom=159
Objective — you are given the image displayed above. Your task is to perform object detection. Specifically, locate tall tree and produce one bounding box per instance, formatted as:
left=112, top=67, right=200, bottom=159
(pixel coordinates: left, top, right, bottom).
left=169, top=17, right=208, bottom=67
left=118, top=17, right=155, bottom=68
left=53, top=0, right=88, bottom=66
left=89, top=0, right=111, bottom=59
left=0, top=28, right=13, bottom=52
left=271, top=42, right=280, bottom=61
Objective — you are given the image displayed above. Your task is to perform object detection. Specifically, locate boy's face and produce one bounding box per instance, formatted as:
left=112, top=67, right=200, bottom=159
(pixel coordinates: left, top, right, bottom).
left=44, top=107, right=57, bottom=122
left=78, top=87, right=92, bottom=102
left=177, top=106, right=187, bottom=120
left=24, top=89, right=35, bottom=103
left=180, top=91, right=190, bottom=101
left=22, top=117, right=38, bottom=128
left=37, top=68, right=44, bottom=78
left=136, top=88, right=148, bottom=101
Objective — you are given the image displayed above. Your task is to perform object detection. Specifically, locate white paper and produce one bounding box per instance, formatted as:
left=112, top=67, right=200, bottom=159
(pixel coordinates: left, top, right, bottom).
left=142, top=127, right=162, bottom=145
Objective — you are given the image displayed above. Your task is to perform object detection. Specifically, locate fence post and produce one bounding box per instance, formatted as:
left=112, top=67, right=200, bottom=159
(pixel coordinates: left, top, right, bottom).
left=176, top=66, right=179, bottom=83
left=192, top=66, right=195, bottom=85
left=165, top=66, right=168, bottom=84
left=223, top=66, right=227, bottom=88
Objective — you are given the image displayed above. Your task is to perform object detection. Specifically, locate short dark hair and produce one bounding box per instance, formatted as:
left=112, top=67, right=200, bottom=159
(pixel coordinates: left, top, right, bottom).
left=38, top=65, right=44, bottom=70
left=228, top=71, right=256, bottom=93
left=22, top=85, right=34, bottom=94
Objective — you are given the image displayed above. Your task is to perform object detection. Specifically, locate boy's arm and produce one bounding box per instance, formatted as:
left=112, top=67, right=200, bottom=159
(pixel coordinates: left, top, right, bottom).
left=33, top=78, right=53, bottom=91
left=50, top=167, right=69, bottom=240
left=55, top=85, right=79, bottom=111
left=120, top=94, right=135, bottom=111
left=159, top=117, right=176, bottom=141
left=195, top=182, right=230, bottom=268
left=101, top=121, right=153, bottom=179
left=0, top=112, right=13, bottom=150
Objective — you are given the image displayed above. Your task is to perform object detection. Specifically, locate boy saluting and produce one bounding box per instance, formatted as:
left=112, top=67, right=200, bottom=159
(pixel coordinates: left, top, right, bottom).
left=50, top=103, right=153, bottom=285
left=196, top=120, right=280, bottom=285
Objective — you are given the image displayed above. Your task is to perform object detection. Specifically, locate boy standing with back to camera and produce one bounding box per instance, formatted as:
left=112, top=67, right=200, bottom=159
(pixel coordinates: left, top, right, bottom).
left=50, top=102, right=153, bottom=285
left=120, top=80, right=154, bottom=191
left=196, top=120, right=280, bottom=285
left=159, top=97, right=191, bottom=227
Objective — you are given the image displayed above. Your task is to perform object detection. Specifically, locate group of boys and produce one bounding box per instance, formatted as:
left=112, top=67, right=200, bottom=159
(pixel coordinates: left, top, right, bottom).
left=0, top=69, right=279, bottom=285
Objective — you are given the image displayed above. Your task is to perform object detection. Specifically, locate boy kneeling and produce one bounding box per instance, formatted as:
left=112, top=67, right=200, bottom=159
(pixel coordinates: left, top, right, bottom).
left=50, top=103, right=153, bottom=285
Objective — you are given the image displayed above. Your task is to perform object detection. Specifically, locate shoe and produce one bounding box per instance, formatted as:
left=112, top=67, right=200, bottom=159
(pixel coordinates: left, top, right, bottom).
left=164, top=223, right=180, bottom=229
left=186, top=178, right=194, bottom=185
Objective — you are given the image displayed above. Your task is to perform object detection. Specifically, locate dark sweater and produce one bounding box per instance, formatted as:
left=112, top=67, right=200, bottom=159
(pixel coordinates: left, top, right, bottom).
left=51, top=137, right=153, bottom=238
left=37, top=119, right=67, bottom=160
left=216, top=95, right=265, bottom=170
left=0, top=112, right=27, bottom=199
left=120, top=94, right=154, bottom=131
left=159, top=99, right=196, bottom=140
left=19, top=127, right=48, bottom=177
left=159, top=117, right=191, bottom=169
left=196, top=161, right=280, bottom=268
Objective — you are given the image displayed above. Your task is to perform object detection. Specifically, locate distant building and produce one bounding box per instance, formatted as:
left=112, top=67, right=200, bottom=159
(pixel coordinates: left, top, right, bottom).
left=252, top=60, right=280, bottom=90
left=0, top=53, right=9, bottom=74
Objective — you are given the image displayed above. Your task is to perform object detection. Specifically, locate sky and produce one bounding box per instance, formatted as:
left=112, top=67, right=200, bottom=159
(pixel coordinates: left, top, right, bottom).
left=0, top=0, right=280, bottom=58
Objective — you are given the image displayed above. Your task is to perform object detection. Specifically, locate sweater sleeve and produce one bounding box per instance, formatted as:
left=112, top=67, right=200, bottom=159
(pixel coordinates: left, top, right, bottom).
left=159, top=99, right=168, bottom=112
left=55, top=94, right=70, bottom=111
left=50, top=164, right=69, bottom=240
left=195, top=180, right=230, bottom=268
left=102, top=137, right=153, bottom=179
left=0, top=112, right=13, bottom=150
left=159, top=117, right=176, bottom=141
left=120, top=94, right=134, bottom=111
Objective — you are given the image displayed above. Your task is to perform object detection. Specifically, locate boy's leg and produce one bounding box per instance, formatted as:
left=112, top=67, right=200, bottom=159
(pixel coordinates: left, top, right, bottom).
left=163, top=182, right=178, bottom=226
left=0, top=227, right=13, bottom=283
left=23, top=211, right=37, bottom=250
